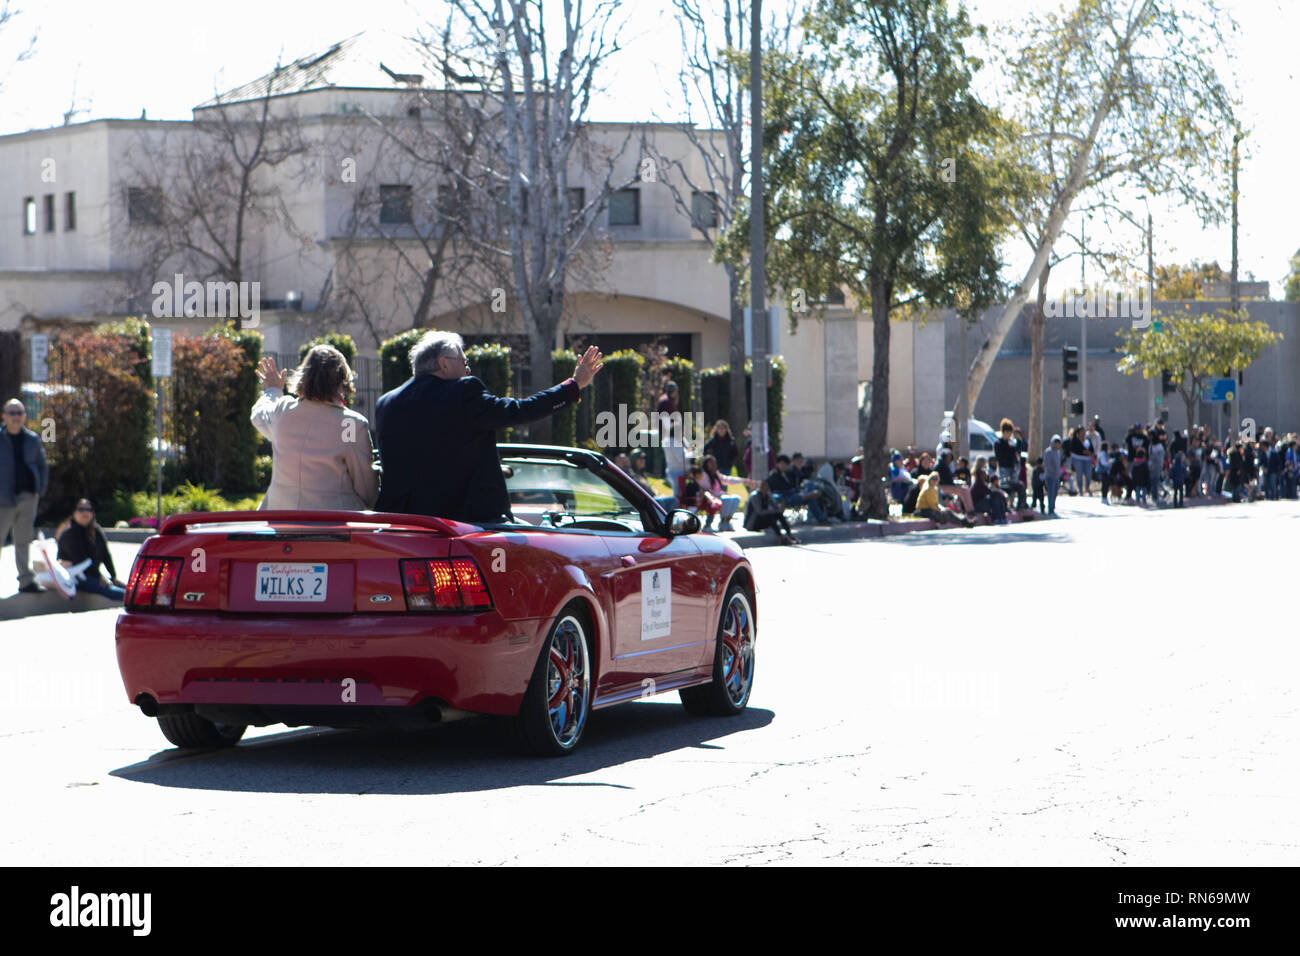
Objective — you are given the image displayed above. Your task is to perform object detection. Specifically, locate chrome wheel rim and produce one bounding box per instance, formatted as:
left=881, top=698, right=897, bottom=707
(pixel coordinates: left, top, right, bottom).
left=719, top=592, right=755, bottom=705
left=546, top=616, right=589, bottom=747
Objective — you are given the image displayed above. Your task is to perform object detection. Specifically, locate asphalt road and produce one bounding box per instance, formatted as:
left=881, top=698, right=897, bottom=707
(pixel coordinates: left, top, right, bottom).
left=2, top=498, right=1297, bottom=865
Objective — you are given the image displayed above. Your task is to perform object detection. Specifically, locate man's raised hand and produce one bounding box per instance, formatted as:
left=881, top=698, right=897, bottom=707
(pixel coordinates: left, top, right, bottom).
left=574, top=346, right=605, bottom=390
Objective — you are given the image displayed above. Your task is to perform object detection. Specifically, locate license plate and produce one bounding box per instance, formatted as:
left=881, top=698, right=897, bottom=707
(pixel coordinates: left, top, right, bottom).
left=254, top=563, right=328, bottom=602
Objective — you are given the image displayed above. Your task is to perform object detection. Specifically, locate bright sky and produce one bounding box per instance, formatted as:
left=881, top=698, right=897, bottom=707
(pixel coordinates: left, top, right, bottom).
left=1, top=0, right=1295, bottom=294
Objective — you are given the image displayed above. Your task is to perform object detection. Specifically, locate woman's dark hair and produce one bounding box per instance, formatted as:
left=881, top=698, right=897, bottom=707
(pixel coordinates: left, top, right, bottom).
left=63, top=497, right=105, bottom=547
left=702, top=454, right=719, bottom=474
left=288, top=345, right=355, bottom=404
left=712, top=420, right=730, bottom=435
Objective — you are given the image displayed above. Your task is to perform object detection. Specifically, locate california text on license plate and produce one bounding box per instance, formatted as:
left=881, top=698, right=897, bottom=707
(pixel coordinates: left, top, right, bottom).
left=255, top=562, right=328, bottom=602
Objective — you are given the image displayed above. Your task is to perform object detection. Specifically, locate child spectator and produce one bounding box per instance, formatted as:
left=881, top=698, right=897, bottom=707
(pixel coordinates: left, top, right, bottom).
left=1031, top=458, right=1046, bottom=513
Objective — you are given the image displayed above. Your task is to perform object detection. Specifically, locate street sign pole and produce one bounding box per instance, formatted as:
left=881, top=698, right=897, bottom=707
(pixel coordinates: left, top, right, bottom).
left=151, top=328, right=173, bottom=528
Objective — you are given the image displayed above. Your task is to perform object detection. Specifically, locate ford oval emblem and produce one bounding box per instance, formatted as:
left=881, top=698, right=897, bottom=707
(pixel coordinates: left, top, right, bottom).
left=369, top=594, right=393, bottom=604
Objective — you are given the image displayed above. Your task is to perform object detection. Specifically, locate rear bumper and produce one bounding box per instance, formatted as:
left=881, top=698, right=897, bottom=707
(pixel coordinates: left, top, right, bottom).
left=115, top=610, right=548, bottom=717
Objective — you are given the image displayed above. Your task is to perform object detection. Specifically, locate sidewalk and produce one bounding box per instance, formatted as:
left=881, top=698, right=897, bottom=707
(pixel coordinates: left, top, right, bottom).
left=720, top=487, right=1235, bottom=550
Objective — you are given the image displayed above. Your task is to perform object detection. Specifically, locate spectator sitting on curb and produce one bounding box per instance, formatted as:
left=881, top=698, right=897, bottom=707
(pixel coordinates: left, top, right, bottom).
left=954, top=456, right=972, bottom=484
left=889, top=452, right=913, bottom=505
left=743, top=480, right=797, bottom=545
left=684, top=465, right=723, bottom=531
left=935, top=448, right=974, bottom=514
left=917, top=473, right=976, bottom=528
left=971, top=466, right=1008, bottom=523
left=56, top=499, right=127, bottom=600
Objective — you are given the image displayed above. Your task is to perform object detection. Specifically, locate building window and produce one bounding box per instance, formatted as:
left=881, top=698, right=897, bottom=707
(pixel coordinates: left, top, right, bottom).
left=43, top=194, right=55, bottom=233
left=127, top=186, right=164, bottom=225
left=690, top=190, right=718, bottom=228
left=567, top=187, right=585, bottom=215
left=608, top=188, right=639, bottom=226
left=65, top=192, right=76, bottom=232
left=380, top=184, right=413, bottom=224
left=22, top=197, right=35, bottom=235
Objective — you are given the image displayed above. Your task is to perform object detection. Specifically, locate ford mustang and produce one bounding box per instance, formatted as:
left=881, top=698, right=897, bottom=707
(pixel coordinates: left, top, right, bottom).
left=115, top=444, right=757, bottom=756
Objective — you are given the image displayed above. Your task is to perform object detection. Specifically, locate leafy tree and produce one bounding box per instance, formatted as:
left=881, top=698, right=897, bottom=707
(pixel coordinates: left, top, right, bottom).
left=1118, top=309, right=1280, bottom=433
left=1154, top=261, right=1228, bottom=300
left=722, top=0, right=1025, bottom=517
left=1283, top=249, right=1300, bottom=302
left=966, top=0, right=1239, bottom=415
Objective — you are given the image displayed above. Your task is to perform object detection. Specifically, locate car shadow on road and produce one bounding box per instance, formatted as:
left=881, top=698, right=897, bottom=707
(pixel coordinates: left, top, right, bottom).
left=107, top=703, right=776, bottom=795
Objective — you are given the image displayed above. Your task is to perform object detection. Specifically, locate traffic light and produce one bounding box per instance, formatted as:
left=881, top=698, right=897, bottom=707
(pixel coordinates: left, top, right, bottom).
left=1161, top=370, right=1176, bottom=394
left=1070, top=399, right=1084, bottom=415
left=1062, top=346, right=1079, bottom=384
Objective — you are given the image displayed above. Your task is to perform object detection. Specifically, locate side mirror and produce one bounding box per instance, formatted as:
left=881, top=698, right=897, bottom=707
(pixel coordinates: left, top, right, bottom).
left=667, top=509, right=701, bottom=536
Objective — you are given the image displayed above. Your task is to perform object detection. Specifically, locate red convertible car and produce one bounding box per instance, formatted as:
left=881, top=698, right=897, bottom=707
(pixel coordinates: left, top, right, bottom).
left=115, top=445, right=757, bottom=756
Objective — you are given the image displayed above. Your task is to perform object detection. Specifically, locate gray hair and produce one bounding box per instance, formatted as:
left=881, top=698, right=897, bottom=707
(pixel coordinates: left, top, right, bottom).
left=410, top=331, right=465, bottom=376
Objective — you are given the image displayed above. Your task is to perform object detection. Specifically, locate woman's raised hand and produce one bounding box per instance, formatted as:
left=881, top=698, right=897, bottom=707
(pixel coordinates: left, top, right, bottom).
left=257, top=356, right=285, bottom=390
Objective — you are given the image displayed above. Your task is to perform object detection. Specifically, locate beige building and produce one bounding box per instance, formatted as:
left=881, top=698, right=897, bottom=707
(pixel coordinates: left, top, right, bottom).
left=0, top=32, right=940, bottom=458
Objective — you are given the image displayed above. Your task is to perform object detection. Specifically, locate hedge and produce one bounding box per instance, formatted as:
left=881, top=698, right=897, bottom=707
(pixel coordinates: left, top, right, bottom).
left=207, top=324, right=263, bottom=493
left=699, top=356, right=786, bottom=454
left=171, top=332, right=252, bottom=493
left=379, top=329, right=429, bottom=391
left=465, top=343, right=511, bottom=398
left=551, top=349, right=578, bottom=447
left=298, top=331, right=358, bottom=367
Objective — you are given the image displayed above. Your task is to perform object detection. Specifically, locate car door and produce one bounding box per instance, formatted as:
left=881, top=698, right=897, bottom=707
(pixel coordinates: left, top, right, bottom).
left=598, top=529, right=714, bottom=695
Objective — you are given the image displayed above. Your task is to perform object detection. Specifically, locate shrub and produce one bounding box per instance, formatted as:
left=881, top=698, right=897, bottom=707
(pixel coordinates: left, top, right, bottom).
left=171, top=333, right=249, bottom=492
left=699, top=356, right=787, bottom=454
left=465, top=343, right=511, bottom=397
left=41, top=326, right=153, bottom=519
left=205, top=325, right=263, bottom=493
left=550, top=349, right=578, bottom=446
left=298, top=331, right=358, bottom=367
left=379, top=329, right=430, bottom=392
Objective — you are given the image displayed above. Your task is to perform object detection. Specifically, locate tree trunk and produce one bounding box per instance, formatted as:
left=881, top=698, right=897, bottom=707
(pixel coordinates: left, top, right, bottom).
left=859, top=271, right=892, bottom=520
left=727, top=265, right=746, bottom=433
left=1028, top=264, right=1050, bottom=456
left=526, top=315, right=556, bottom=444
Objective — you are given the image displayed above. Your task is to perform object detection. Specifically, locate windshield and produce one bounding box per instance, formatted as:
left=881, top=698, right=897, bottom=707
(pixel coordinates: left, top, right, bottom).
left=501, top=458, right=650, bottom=531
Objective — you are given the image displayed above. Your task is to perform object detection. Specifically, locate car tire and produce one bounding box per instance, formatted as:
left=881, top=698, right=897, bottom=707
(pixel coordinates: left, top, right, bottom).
left=156, top=713, right=246, bottom=749
left=513, top=607, right=593, bottom=757
left=680, top=585, right=755, bottom=717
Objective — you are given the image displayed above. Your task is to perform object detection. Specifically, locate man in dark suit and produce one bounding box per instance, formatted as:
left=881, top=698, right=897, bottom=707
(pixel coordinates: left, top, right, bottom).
left=374, top=332, right=604, bottom=523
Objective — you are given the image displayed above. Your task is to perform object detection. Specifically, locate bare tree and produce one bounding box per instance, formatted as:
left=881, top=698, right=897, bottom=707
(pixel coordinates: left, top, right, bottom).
left=320, top=81, right=506, bottom=347
left=0, top=0, right=35, bottom=93
left=121, top=59, right=315, bottom=328
left=647, top=0, right=750, bottom=426
left=431, top=0, right=639, bottom=442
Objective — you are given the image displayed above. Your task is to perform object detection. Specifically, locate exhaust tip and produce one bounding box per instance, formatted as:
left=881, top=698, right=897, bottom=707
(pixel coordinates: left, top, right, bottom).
left=134, top=693, right=158, bottom=717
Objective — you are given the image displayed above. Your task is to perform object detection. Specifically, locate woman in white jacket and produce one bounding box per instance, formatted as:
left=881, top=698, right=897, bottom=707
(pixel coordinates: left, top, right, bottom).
left=251, top=345, right=379, bottom=511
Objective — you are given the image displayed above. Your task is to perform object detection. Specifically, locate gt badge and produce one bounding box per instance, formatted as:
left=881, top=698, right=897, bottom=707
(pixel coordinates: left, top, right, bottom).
left=182, top=592, right=204, bottom=602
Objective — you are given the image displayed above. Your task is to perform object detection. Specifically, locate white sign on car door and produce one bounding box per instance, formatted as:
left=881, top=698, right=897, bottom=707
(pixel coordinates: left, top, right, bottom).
left=641, top=568, right=672, bottom=640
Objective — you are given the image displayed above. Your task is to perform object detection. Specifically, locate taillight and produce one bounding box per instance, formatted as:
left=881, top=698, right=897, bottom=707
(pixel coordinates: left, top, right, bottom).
left=400, top=558, right=492, bottom=611
left=125, top=556, right=183, bottom=609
